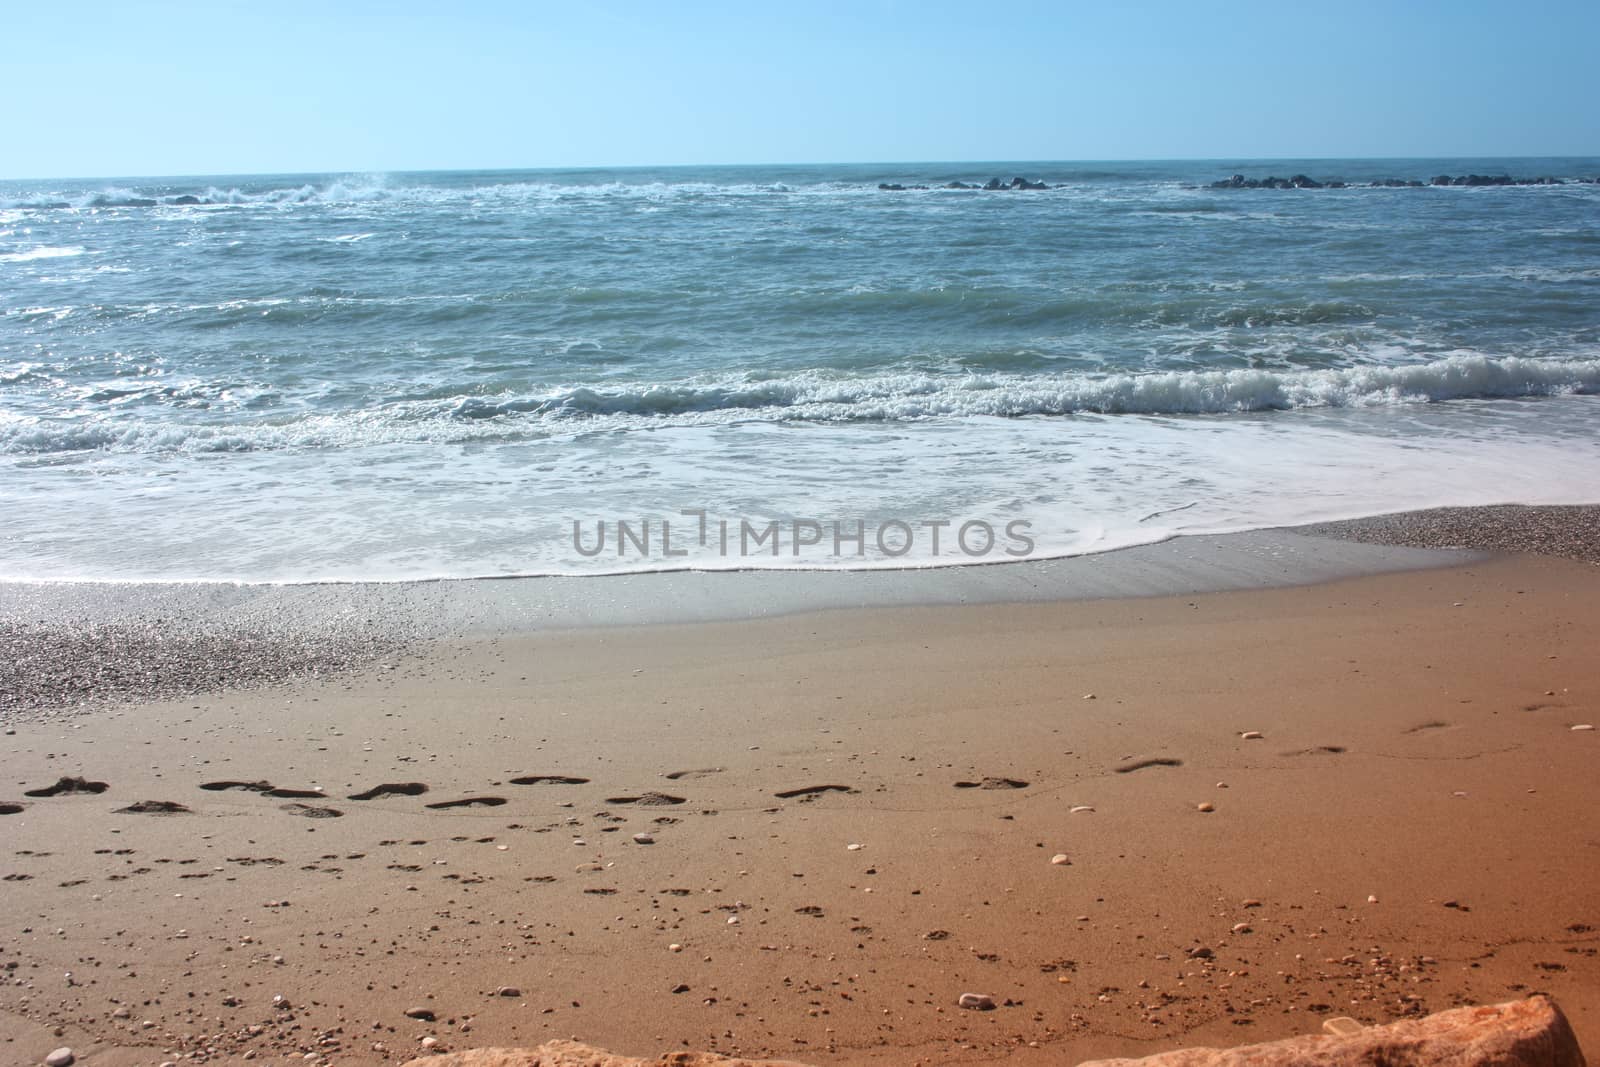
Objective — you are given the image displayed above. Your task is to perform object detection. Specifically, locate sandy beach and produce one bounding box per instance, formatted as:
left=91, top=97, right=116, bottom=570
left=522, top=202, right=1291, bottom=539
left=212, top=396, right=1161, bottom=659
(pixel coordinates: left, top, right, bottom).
left=2, top=515, right=1598, bottom=1066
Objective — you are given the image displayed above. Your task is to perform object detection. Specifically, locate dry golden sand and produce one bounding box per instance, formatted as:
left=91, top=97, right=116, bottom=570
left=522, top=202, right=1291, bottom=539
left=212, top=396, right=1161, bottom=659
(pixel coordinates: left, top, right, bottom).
left=2, top=554, right=1598, bottom=1066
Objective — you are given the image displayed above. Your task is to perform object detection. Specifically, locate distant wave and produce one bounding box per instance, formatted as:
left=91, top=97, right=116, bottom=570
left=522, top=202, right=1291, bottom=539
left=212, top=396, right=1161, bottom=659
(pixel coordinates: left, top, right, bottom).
left=3, top=354, right=1596, bottom=456
left=0, top=245, right=86, bottom=263
left=0, top=178, right=850, bottom=213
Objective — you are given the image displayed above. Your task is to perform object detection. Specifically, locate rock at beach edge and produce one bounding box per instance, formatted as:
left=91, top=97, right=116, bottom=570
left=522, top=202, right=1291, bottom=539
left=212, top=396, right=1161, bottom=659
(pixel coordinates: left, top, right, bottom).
left=1076, top=994, right=1586, bottom=1067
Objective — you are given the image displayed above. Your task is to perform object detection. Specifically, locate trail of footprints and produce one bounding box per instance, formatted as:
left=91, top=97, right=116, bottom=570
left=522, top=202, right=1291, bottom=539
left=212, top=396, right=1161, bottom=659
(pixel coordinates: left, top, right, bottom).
left=4, top=744, right=1365, bottom=907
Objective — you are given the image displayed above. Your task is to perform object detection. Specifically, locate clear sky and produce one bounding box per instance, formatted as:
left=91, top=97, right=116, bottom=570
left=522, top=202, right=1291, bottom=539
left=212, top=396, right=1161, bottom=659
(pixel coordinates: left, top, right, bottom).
left=5, top=0, right=1597, bottom=180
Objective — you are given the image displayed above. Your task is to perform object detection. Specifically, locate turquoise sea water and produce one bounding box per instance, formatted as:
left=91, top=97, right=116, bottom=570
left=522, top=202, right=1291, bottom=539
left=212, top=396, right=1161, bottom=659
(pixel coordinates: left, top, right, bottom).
left=2, top=159, right=1598, bottom=580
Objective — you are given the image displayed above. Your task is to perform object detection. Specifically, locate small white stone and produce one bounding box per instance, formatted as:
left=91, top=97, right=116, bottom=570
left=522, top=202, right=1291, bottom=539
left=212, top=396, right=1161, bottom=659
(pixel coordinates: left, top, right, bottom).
left=1231, top=922, right=1251, bottom=934
left=1082, top=693, right=1095, bottom=700
left=1069, top=805, right=1095, bottom=814
left=1197, top=802, right=1215, bottom=812
left=1240, top=731, right=1263, bottom=740
left=846, top=843, right=863, bottom=851
left=1050, top=854, right=1070, bottom=866
left=632, top=833, right=654, bottom=845
left=726, top=915, right=739, bottom=925
left=668, top=943, right=682, bottom=952
left=958, top=992, right=995, bottom=1010
left=1571, top=724, right=1594, bottom=732
left=45, top=1048, right=75, bottom=1067
left=1368, top=894, right=1380, bottom=904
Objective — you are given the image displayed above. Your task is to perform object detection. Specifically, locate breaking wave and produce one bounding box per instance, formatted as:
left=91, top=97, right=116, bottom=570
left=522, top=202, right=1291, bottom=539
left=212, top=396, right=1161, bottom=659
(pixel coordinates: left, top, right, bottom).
left=4, top=354, right=1596, bottom=456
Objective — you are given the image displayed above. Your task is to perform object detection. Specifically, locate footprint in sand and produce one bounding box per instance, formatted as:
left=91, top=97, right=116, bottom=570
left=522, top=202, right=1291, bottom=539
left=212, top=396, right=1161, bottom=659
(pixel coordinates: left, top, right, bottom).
left=280, top=802, right=344, bottom=818
left=664, top=769, right=723, bottom=781
left=953, top=777, right=1029, bottom=790
left=510, top=775, right=590, bottom=786
left=1113, top=758, right=1182, bottom=774
left=200, top=780, right=326, bottom=798
left=774, top=784, right=858, bottom=799
left=0, top=803, right=24, bottom=816
left=114, top=800, right=192, bottom=815
left=425, top=796, right=508, bottom=810
left=1281, top=746, right=1347, bottom=756
left=348, top=782, right=429, bottom=800
left=1404, top=721, right=1450, bottom=734
left=25, top=776, right=109, bottom=797
left=605, top=792, right=686, bottom=806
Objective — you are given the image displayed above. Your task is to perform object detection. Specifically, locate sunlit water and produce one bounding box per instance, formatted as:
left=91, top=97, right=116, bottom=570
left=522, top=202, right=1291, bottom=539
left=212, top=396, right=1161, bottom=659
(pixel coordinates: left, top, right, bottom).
left=2, top=159, right=1598, bottom=580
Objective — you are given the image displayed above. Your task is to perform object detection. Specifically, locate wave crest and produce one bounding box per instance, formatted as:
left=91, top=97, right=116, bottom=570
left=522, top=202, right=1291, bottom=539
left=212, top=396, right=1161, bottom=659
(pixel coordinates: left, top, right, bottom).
left=2, top=354, right=1595, bottom=456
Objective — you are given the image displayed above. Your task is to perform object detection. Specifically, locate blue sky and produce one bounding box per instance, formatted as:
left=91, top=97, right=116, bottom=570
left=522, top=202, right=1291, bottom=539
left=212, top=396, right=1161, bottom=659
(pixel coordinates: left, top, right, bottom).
left=5, top=0, right=1596, bottom=179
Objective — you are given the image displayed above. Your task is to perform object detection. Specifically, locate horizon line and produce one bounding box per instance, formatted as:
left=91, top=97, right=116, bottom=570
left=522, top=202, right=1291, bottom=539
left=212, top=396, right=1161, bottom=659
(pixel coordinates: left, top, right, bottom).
left=6, top=153, right=1600, bottom=185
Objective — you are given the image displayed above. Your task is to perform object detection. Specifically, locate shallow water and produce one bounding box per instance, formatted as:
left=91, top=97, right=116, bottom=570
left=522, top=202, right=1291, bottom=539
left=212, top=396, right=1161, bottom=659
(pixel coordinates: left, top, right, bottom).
left=2, top=159, right=1597, bottom=580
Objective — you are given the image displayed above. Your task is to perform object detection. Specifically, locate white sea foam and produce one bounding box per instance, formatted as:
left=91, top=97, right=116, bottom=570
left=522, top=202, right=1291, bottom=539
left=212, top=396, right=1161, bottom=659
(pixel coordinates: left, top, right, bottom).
left=0, top=245, right=86, bottom=263
left=3, top=354, right=1596, bottom=457
left=3, top=396, right=1596, bottom=582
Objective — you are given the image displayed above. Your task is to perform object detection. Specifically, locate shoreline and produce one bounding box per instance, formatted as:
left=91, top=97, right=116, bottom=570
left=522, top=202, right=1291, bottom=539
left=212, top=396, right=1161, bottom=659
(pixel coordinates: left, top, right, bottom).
left=1, top=549, right=1597, bottom=1065
left=1, top=523, right=1471, bottom=718
left=7, top=504, right=1597, bottom=718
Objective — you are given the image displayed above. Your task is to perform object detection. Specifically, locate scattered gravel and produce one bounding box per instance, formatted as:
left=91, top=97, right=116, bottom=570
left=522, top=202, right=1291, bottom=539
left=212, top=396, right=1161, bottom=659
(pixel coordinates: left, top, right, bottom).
left=1303, top=505, right=1600, bottom=565
left=0, top=582, right=433, bottom=719
left=0, top=618, right=410, bottom=719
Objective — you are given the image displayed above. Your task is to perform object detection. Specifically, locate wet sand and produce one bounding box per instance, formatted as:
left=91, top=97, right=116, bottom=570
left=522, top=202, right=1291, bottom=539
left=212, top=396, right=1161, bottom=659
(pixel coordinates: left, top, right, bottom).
left=1, top=523, right=1598, bottom=1065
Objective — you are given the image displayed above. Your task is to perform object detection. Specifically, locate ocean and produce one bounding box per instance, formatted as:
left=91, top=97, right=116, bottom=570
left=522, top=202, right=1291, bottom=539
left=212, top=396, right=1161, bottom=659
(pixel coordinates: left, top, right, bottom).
left=2, top=159, right=1598, bottom=582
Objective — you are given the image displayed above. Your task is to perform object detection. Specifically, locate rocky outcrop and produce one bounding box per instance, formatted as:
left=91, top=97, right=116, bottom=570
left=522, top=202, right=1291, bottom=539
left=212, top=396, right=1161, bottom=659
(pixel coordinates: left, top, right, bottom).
left=1077, top=995, right=1586, bottom=1067
left=400, top=1039, right=813, bottom=1066
left=407, top=997, right=1586, bottom=1067
left=1212, top=172, right=1596, bottom=189
left=1212, top=173, right=1346, bottom=189
left=877, top=176, right=1055, bottom=191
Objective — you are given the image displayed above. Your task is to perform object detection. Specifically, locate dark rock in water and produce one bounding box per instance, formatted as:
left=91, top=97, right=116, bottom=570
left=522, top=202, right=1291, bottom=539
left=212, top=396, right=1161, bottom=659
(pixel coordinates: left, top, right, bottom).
left=170, top=195, right=202, bottom=205
left=944, top=181, right=976, bottom=189
left=877, top=183, right=906, bottom=191
left=1009, top=176, right=1049, bottom=190
left=982, top=177, right=1004, bottom=190
left=1218, top=172, right=1565, bottom=191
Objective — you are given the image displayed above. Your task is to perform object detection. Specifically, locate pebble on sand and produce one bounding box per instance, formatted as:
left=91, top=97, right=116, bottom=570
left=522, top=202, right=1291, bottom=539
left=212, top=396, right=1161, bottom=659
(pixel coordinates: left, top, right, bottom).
left=1069, top=805, right=1095, bottom=814
left=45, top=1049, right=75, bottom=1067
left=1572, top=724, right=1595, bottom=731
left=1240, top=731, right=1264, bottom=740
left=404, top=1007, right=436, bottom=1021
left=1050, top=854, right=1071, bottom=866
left=632, top=832, right=655, bottom=844
left=496, top=986, right=521, bottom=998
left=1368, top=894, right=1380, bottom=904
left=846, top=843, right=863, bottom=851
left=1231, top=922, right=1252, bottom=934
left=1197, top=802, right=1215, bottom=812
left=958, top=993, right=996, bottom=1010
